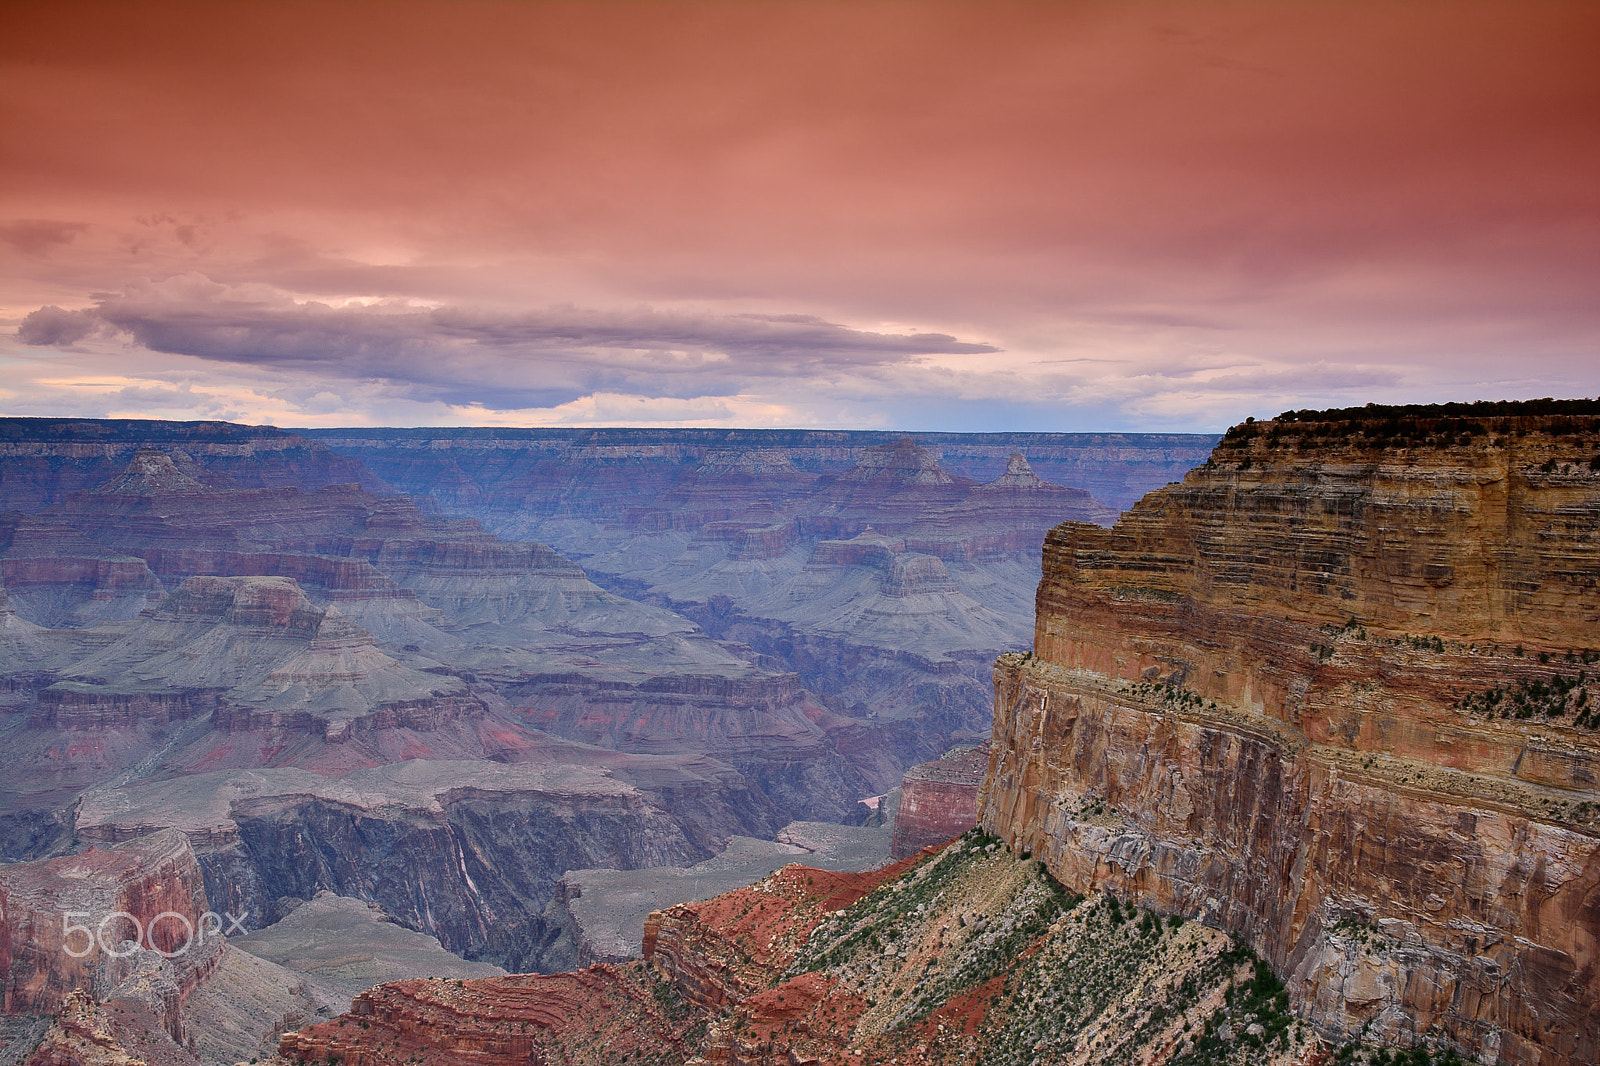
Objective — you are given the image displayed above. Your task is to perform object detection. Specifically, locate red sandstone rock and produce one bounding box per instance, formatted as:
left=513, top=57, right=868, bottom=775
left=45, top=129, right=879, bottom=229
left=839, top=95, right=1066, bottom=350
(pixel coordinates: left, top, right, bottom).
left=0, top=830, right=220, bottom=1042
left=890, top=743, right=988, bottom=859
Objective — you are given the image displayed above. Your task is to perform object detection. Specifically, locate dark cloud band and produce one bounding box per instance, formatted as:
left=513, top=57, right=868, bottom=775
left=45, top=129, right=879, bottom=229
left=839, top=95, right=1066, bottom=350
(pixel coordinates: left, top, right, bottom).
left=18, top=277, right=999, bottom=409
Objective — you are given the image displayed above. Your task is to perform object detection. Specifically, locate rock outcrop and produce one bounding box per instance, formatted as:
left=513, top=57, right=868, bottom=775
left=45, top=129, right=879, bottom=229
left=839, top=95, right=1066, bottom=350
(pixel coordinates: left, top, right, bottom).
left=25, top=989, right=192, bottom=1066
left=92, top=450, right=206, bottom=497
left=0, top=830, right=221, bottom=1037
left=982, top=402, right=1600, bottom=1066
left=890, top=742, right=989, bottom=859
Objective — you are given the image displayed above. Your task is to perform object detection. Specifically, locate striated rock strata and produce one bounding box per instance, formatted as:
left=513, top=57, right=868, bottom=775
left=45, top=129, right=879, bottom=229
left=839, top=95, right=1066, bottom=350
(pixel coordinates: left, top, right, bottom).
left=982, top=403, right=1600, bottom=1066
left=0, top=830, right=222, bottom=1042
left=890, top=742, right=989, bottom=859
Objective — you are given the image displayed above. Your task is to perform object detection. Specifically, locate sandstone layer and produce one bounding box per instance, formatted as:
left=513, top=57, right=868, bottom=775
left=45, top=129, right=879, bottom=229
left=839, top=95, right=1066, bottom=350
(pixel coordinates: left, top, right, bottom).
left=981, top=404, right=1600, bottom=1066
left=889, top=742, right=989, bottom=859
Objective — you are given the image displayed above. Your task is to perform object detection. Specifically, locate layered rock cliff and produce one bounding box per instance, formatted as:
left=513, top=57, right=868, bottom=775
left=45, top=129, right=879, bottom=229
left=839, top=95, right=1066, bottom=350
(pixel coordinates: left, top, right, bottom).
left=0, top=830, right=221, bottom=1040
left=890, top=742, right=988, bottom=859
left=981, top=402, right=1600, bottom=1066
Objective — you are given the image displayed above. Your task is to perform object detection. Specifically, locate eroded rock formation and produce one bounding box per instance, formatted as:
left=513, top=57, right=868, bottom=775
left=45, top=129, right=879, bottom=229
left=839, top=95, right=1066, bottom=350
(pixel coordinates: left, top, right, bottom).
left=890, top=742, right=988, bottom=859
left=982, top=404, right=1600, bottom=1066
left=0, top=831, right=220, bottom=1039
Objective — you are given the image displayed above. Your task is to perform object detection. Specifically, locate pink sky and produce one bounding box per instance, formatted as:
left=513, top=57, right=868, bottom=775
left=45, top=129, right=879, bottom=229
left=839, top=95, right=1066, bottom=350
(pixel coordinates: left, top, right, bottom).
left=3, top=1, right=1597, bottom=430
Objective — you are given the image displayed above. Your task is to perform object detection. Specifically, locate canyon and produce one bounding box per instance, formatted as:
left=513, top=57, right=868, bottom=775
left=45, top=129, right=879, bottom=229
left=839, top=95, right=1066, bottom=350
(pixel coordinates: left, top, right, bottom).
left=258, top=401, right=1598, bottom=1066
left=2, top=416, right=1210, bottom=1059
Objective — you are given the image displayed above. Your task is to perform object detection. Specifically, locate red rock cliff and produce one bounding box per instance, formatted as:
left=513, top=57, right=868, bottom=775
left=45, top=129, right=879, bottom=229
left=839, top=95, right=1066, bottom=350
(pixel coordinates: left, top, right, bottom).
left=981, top=405, right=1600, bottom=1066
left=0, top=830, right=221, bottom=1040
left=890, top=743, right=989, bottom=859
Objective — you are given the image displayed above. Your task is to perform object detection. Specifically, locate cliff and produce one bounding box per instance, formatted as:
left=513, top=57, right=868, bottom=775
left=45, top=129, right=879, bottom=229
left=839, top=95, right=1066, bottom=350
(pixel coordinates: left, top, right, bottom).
left=73, top=755, right=776, bottom=973
left=982, top=403, right=1600, bottom=1066
left=0, top=830, right=222, bottom=1042
left=890, top=742, right=989, bottom=859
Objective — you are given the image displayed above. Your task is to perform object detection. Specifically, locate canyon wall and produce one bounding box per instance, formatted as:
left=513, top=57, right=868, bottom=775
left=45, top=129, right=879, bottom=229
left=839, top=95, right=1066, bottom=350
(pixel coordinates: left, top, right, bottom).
left=0, top=830, right=222, bottom=1040
left=981, top=404, right=1600, bottom=1066
left=889, top=742, right=988, bottom=859
left=306, top=426, right=1214, bottom=511
left=0, top=418, right=384, bottom=510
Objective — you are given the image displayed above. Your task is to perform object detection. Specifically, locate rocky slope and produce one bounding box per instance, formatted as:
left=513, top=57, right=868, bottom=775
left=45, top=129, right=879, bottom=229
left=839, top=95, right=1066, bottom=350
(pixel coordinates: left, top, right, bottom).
left=982, top=402, right=1600, bottom=1066
left=274, top=832, right=1341, bottom=1066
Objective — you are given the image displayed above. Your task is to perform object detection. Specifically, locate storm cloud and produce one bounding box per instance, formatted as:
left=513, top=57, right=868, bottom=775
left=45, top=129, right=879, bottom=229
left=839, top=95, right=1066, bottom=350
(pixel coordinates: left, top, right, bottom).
left=19, top=276, right=999, bottom=409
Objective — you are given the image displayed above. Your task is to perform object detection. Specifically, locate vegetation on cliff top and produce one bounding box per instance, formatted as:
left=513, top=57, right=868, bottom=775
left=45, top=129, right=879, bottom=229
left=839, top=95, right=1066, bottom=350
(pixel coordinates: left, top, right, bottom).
left=1211, top=397, right=1600, bottom=457
left=787, top=829, right=1325, bottom=1065
left=1268, top=398, right=1600, bottom=423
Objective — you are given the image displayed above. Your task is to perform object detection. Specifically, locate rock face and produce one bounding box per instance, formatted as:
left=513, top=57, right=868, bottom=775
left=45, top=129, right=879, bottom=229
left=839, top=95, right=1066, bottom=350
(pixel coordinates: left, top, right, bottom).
left=890, top=743, right=989, bottom=859
left=74, top=757, right=771, bottom=972
left=0, top=831, right=220, bottom=1037
left=277, top=835, right=1325, bottom=1066
left=981, top=403, right=1600, bottom=1066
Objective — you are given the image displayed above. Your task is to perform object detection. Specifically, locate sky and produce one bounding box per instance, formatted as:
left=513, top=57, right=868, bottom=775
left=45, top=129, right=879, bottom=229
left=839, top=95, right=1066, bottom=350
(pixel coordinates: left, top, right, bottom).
left=2, top=1, right=1598, bottom=432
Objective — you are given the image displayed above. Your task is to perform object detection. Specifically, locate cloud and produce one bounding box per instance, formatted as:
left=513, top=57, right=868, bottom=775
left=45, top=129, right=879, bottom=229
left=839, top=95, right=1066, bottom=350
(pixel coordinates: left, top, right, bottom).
left=17, top=305, right=99, bottom=346
left=0, top=220, right=88, bottom=256
left=16, top=275, right=999, bottom=409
